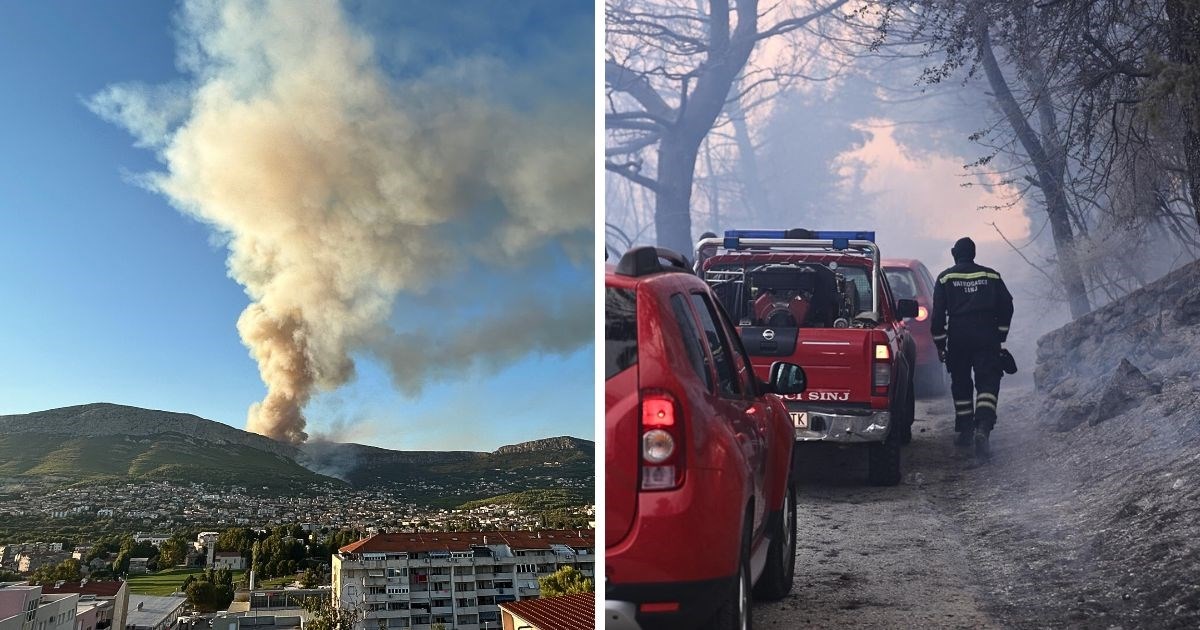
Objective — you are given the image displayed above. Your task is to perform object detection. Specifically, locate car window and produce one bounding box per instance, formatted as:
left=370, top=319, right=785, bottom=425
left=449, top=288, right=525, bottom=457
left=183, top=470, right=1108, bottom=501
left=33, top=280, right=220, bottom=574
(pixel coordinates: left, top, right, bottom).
left=919, top=264, right=936, bottom=292
left=605, top=287, right=637, bottom=380
left=690, top=293, right=742, bottom=399
left=885, top=269, right=918, bottom=299
left=712, top=296, right=758, bottom=397
left=671, top=294, right=713, bottom=391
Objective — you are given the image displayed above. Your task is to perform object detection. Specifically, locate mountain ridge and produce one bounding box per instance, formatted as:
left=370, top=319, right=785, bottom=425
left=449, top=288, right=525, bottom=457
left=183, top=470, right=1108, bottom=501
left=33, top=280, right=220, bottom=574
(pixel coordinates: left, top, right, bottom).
left=0, top=403, right=594, bottom=493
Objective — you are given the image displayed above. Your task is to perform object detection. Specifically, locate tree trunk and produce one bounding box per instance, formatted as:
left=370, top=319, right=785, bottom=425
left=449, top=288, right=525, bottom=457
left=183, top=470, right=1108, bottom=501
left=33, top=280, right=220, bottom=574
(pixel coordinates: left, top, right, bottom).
left=730, top=96, right=771, bottom=223
left=976, top=13, right=1092, bottom=318
left=655, top=132, right=701, bottom=256
left=1165, top=0, right=1200, bottom=229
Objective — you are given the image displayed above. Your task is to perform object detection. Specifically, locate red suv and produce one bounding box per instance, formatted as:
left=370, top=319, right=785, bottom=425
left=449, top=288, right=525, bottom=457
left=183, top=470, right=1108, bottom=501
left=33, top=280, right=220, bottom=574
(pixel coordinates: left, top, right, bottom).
left=883, top=258, right=947, bottom=396
left=605, top=246, right=807, bottom=630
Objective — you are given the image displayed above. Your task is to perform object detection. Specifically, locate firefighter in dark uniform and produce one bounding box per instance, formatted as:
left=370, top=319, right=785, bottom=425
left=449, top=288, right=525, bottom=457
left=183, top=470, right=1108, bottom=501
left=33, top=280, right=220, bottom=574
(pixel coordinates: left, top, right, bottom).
left=931, top=237, right=1014, bottom=458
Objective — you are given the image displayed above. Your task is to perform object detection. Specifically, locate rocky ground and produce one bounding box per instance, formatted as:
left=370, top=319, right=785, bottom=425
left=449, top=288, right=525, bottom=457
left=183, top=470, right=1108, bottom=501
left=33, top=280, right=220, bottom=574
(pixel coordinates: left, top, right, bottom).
left=755, top=260, right=1200, bottom=629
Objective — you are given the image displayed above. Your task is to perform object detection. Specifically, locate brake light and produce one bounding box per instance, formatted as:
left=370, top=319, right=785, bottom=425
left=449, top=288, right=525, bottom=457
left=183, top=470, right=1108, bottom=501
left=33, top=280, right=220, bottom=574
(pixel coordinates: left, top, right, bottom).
left=873, top=343, right=891, bottom=396
left=641, top=391, right=684, bottom=491
left=916, top=306, right=929, bottom=321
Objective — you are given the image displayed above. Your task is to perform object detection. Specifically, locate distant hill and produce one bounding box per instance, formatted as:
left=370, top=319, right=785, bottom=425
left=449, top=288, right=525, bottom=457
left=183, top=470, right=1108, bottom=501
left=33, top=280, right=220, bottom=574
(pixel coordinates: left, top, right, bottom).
left=0, top=403, right=594, bottom=501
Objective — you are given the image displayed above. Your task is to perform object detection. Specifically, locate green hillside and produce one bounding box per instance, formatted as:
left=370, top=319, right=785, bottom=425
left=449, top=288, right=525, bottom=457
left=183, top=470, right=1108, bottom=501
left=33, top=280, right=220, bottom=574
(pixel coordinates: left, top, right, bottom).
left=458, top=488, right=590, bottom=511
left=347, top=441, right=594, bottom=507
left=0, top=432, right=336, bottom=490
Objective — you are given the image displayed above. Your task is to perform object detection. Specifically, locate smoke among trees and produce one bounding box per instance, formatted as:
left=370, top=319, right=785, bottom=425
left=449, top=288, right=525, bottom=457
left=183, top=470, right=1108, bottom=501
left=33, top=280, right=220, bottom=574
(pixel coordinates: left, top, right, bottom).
left=605, top=0, right=1200, bottom=327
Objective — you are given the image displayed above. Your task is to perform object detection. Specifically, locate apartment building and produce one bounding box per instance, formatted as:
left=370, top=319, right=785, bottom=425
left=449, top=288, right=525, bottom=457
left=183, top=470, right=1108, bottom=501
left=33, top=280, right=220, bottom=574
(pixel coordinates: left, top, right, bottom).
left=332, top=530, right=594, bottom=630
left=0, top=583, right=80, bottom=630
left=41, top=579, right=129, bottom=630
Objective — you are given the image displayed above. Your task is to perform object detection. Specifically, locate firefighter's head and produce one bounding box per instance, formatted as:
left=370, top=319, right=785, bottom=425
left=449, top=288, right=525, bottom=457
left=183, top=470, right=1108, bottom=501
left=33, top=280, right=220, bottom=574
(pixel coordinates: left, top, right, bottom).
left=951, top=237, right=976, bottom=262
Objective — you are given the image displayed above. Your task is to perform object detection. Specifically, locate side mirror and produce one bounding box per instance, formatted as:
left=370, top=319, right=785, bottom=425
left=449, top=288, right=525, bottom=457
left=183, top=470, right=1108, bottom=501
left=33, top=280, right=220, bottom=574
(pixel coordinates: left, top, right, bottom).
left=767, top=361, right=807, bottom=395
left=896, top=298, right=919, bottom=319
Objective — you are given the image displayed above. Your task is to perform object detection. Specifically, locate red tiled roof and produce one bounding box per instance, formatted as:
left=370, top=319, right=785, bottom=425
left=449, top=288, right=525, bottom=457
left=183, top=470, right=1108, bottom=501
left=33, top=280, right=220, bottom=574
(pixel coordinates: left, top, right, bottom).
left=499, top=592, right=594, bottom=630
left=40, top=581, right=125, bottom=597
left=338, top=530, right=595, bottom=554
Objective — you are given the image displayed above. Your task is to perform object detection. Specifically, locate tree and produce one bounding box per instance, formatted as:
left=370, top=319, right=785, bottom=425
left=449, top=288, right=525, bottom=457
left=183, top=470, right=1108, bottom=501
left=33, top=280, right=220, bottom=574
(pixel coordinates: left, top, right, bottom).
left=112, top=551, right=130, bottom=576
left=537, top=566, right=594, bottom=598
left=29, top=558, right=82, bottom=585
left=158, top=534, right=189, bottom=568
left=302, top=596, right=362, bottom=630
left=184, top=570, right=235, bottom=613
left=606, top=0, right=850, bottom=254
left=300, top=568, right=321, bottom=589
left=889, top=0, right=1200, bottom=314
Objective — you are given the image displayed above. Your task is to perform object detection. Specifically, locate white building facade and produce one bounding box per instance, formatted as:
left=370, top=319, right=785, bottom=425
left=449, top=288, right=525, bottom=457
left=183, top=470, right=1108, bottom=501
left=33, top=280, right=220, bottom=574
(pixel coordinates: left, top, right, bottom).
left=332, top=530, right=594, bottom=630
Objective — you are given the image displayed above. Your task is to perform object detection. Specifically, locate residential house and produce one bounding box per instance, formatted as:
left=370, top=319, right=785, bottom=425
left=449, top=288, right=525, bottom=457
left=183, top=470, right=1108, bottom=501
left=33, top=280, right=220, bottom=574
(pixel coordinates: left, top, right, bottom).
left=498, top=593, right=594, bottom=630
left=210, top=554, right=244, bottom=571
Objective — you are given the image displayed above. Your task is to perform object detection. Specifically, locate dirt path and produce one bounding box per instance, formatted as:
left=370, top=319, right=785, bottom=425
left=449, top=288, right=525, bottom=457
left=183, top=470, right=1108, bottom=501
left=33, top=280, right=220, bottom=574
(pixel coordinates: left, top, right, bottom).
left=755, top=397, right=1002, bottom=629
left=755, top=384, right=1200, bottom=629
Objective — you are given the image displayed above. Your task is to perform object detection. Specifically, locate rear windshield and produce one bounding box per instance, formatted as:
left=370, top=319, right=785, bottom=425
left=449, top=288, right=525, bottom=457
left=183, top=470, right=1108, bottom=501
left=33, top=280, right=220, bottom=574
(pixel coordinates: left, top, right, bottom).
left=605, top=287, right=638, bottom=379
left=885, top=269, right=918, bottom=299
left=706, top=262, right=873, bottom=328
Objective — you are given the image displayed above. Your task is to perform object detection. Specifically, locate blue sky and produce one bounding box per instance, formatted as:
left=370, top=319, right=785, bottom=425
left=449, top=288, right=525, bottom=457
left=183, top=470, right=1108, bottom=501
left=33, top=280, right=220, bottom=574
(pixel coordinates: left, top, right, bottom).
left=0, top=1, right=594, bottom=451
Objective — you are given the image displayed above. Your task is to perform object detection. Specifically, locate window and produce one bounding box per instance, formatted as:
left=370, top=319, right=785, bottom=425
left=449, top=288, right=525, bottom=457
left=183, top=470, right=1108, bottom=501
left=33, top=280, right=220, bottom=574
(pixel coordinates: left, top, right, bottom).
left=885, top=269, right=918, bottom=300
left=713, top=297, right=758, bottom=396
left=514, top=563, right=535, bottom=574
left=386, top=568, right=406, bottom=577
left=386, top=586, right=407, bottom=595
left=605, top=287, right=638, bottom=379
left=691, top=293, right=741, bottom=398
left=671, top=294, right=712, bottom=390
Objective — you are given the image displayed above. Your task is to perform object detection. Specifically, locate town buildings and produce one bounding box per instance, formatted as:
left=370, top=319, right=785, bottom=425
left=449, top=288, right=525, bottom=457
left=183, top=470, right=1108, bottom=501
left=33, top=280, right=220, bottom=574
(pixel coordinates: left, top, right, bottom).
left=332, top=530, right=594, bottom=630
left=0, top=583, right=79, bottom=630
left=41, top=580, right=128, bottom=630
left=124, top=596, right=184, bottom=630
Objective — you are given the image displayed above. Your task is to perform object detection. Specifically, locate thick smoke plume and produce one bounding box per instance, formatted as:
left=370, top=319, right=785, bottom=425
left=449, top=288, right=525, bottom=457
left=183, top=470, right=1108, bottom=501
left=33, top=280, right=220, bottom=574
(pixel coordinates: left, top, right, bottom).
left=89, top=1, right=592, bottom=444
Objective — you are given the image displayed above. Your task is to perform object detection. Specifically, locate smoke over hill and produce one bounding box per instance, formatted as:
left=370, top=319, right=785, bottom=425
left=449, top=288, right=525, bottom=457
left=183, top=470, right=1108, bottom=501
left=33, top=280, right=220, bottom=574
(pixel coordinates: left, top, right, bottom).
left=88, top=0, right=592, bottom=444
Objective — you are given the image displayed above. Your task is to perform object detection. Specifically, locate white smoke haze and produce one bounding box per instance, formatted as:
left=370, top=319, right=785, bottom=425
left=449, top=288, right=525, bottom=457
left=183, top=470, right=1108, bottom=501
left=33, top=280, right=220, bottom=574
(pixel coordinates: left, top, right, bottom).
left=832, top=118, right=1067, bottom=382
left=89, top=0, right=592, bottom=444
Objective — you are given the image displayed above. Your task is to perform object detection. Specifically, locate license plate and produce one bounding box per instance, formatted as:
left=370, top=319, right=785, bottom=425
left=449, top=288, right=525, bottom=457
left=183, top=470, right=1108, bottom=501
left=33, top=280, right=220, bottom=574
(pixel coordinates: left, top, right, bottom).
left=790, top=412, right=809, bottom=429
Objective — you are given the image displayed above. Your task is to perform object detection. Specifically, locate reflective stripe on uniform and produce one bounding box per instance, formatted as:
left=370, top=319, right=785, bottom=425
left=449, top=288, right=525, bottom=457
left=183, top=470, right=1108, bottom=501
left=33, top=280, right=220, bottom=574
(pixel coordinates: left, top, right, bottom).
left=955, top=400, right=973, bottom=408
left=976, top=400, right=996, bottom=410
left=940, top=271, right=1001, bottom=283
left=933, top=333, right=947, bottom=341
left=977, top=393, right=997, bottom=403
left=998, top=326, right=1009, bottom=332
left=956, top=409, right=974, bottom=417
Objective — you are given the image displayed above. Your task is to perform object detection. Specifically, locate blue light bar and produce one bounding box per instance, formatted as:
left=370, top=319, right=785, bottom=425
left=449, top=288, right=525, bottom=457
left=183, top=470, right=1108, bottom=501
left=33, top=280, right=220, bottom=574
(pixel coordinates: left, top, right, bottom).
left=722, top=229, right=875, bottom=249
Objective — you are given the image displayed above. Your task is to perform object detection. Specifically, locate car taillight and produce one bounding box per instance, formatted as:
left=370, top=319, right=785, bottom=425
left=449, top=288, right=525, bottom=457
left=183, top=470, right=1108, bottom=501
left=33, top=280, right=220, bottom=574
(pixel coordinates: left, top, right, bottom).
left=916, top=306, right=928, bottom=321
left=640, top=391, right=684, bottom=491
left=873, top=343, right=891, bottom=396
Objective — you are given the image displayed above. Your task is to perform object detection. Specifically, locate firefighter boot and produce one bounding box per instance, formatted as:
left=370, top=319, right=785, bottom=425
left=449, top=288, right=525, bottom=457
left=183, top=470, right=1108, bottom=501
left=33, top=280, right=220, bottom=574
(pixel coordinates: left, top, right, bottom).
left=954, top=429, right=973, bottom=448
left=974, top=428, right=991, bottom=460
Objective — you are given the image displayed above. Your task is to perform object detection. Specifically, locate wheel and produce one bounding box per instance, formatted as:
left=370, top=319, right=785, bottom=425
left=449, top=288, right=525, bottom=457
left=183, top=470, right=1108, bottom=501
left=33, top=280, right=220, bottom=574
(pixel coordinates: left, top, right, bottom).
left=867, top=439, right=902, bottom=486
left=753, top=481, right=796, bottom=600
left=705, top=517, right=753, bottom=630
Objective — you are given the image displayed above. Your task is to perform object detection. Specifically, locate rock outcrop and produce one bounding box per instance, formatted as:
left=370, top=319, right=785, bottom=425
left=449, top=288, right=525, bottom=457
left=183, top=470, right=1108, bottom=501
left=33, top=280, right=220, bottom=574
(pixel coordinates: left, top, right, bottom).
left=1036, top=259, right=1200, bottom=431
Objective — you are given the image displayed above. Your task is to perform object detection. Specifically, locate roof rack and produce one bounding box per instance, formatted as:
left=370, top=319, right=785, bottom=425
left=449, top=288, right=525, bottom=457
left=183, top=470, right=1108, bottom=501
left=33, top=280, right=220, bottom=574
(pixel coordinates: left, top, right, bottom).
left=696, top=228, right=882, bottom=320
left=615, top=246, right=691, bottom=277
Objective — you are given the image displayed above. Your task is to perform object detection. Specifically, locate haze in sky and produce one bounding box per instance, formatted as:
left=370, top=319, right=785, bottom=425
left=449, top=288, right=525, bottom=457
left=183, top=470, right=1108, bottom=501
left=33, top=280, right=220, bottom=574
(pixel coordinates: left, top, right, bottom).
left=0, top=1, right=594, bottom=451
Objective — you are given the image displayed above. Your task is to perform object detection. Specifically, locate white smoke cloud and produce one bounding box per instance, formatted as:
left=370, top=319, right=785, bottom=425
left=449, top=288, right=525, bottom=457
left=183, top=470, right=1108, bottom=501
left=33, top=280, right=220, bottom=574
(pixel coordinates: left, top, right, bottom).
left=88, top=0, right=593, bottom=444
